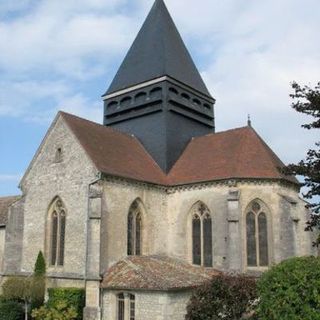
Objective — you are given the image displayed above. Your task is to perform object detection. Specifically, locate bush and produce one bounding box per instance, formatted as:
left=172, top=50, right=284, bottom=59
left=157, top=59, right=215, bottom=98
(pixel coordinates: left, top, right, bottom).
left=185, top=274, right=258, bottom=320
left=0, top=298, right=24, bottom=320
left=47, top=288, right=85, bottom=320
left=31, top=301, right=77, bottom=320
left=257, top=256, right=320, bottom=320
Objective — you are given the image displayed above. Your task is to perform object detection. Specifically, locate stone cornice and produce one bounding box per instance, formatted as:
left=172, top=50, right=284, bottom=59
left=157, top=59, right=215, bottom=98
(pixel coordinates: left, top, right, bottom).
left=102, top=174, right=299, bottom=194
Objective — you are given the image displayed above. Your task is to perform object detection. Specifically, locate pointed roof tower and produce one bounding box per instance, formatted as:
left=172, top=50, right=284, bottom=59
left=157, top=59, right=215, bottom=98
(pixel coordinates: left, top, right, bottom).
left=103, top=0, right=215, bottom=173
left=105, top=0, right=211, bottom=97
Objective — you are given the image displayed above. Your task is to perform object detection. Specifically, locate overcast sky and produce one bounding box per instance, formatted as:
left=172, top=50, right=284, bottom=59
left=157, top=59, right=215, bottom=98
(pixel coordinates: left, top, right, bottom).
left=0, top=0, right=319, bottom=196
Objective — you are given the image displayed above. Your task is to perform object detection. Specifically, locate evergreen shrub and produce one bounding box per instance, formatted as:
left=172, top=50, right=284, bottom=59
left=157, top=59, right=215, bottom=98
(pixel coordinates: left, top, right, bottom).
left=257, top=256, right=320, bottom=320
left=0, top=297, right=24, bottom=320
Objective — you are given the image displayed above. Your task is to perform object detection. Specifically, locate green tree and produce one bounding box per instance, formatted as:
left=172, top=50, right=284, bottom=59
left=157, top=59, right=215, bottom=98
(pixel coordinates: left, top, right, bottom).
left=283, top=81, right=320, bottom=245
left=33, top=251, right=46, bottom=277
left=2, top=252, right=47, bottom=320
left=31, top=251, right=46, bottom=311
left=2, top=277, right=33, bottom=320
left=257, top=256, right=320, bottom=320
left=185, top=274, right=258, bottom=320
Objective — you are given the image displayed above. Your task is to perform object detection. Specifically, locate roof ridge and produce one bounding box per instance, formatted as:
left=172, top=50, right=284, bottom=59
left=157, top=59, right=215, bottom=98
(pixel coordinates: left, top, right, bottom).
left=59, top=111, right=139, bottom=141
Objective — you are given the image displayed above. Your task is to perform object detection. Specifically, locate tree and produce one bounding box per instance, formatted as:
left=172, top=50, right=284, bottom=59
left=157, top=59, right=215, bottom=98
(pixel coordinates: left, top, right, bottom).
left=2, top=251, right=47, bottom=320
left=185, top=274, right=258, bottom=320
left=256, top=256, right=320, bottom=320
left=2, top=277, right=33, bottom=320
left=31, top=251, right=46, bottom=310
left=283, top=81, right=320, bottom=245
left=33, top=251, right=46, bottom=277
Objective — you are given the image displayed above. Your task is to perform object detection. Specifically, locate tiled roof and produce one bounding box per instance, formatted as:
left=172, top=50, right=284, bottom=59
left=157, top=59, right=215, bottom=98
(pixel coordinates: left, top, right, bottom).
left=61, top=112, right=298, bottom=186
left=168, top=126, right=298, bottom=185
left=61, top=112, right=167, bottom=185
left=101, top=255, right=219, bottom=290
left=0, top=196, right=20, bottom=226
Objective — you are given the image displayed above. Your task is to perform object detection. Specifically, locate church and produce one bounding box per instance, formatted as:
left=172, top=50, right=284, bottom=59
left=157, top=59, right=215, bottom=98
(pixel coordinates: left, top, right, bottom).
left=0, top=0, right=316, bottom=319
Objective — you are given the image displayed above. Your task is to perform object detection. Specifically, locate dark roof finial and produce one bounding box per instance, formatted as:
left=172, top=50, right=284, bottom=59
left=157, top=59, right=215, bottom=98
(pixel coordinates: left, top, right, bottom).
left=247, top=114, right=252, bottom=127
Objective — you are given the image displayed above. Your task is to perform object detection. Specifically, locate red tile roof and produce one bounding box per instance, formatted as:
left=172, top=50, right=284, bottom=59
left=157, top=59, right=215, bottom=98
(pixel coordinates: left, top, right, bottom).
left=168, top=127, right=298, bottom=185
left=61, top=112, right=298, bottom=186
left=61, top=112, right=167, bottom=185
left=101, top=255, right=219, bottom=290
left=0, top=196, right=20, bottom=226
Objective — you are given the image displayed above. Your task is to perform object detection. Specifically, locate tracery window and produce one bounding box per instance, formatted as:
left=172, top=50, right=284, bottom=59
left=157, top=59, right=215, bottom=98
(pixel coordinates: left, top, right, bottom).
left=191, top=202, right=212, bottom=267
left=117, top=293, right=135, bottom=320
left=246, top=201, right=269, bottom=267
left=127, top=200, right=142, bottom=256
left=49, top=197, right=66, bottom=266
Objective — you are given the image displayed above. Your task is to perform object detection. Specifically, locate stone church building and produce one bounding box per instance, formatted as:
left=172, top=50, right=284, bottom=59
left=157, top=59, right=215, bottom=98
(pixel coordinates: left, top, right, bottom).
left=0, top=0, right=316, bottom=319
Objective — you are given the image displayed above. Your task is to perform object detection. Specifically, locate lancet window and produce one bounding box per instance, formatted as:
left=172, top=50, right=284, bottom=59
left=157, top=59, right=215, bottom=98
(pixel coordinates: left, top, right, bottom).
left=49, top=197, right=66, bottom=266
left=191, top=202, right=213, bottom=267
left=246, top=201, right=269, bottom=267
left=127, top=200, right=142, bottom=256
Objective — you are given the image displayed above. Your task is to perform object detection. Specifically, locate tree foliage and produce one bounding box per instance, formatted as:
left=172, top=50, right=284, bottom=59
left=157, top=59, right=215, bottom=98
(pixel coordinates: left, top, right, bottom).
left=283, top=81, right=320, bottom=245
left=34, top=251, right=46, bottom=277
left=185, top=274, right=258, bottom=320
left=256, top=256, right=320, bottom=320
left=0, top=297, right=24, bottom=320
left=31, top=288, right=85, bottom=320
left=31, top=251, right=46, bottom=311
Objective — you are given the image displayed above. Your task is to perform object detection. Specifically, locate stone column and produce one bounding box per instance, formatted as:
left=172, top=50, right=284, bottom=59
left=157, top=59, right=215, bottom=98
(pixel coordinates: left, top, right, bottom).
left=83, top=182, right=102, bottom=320
left=227, top=188, right=242, bottom=271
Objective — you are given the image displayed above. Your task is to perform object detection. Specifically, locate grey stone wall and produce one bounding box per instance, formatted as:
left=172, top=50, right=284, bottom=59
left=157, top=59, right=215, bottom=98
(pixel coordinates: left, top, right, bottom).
left=3, top=197, right=25, bottom=274
left=100, top=178, right=315, bottom=274
left=102, top=290, right=191, bottom=320
left=17, top=116, right=97, bottom=278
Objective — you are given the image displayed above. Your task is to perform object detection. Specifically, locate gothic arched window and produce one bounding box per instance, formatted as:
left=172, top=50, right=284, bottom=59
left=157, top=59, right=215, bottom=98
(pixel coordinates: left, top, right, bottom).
left=49, top=197, right=66, bottom=266
left=127, top=200, right=142, bottom=256
left=246, top=201, right=269, bottom=267
left=191, top=202, right=212, bottom=267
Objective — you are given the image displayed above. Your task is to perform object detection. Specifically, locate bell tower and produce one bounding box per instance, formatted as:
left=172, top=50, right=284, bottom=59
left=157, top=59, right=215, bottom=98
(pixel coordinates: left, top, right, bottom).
left=103, top=0, right=215, bottom=173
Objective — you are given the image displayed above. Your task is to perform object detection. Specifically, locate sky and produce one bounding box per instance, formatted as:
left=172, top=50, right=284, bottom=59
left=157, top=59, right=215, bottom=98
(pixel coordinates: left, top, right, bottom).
left=0, top=0, right=319, bottom=196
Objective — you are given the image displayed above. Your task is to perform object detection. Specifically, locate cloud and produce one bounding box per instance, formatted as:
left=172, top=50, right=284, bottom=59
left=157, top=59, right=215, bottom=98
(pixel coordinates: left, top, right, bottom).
left=0, top=0, right=319, bottom=167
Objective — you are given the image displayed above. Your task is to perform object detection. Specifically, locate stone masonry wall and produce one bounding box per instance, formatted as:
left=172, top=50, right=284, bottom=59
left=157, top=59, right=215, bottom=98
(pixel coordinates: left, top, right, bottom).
left=102, top=290, right=191, bottom=320
left=18, top=116, right=97, bottom=278
left=101, top=179, right=315, bottom=275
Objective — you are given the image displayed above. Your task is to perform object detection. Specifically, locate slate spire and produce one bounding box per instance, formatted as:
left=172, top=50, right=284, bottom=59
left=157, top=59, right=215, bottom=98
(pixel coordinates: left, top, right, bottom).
left=103, top=0, right=215, bottom=173
left=105, top=0, right=211, bottom=97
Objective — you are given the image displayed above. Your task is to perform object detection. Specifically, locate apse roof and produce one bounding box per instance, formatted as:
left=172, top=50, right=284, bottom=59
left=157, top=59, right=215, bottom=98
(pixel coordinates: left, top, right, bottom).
left=101, top=255, right=219, bottom=290
left=61, top=111, right=298, bottom=186
left=105, top=0, right=211, bottom=97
